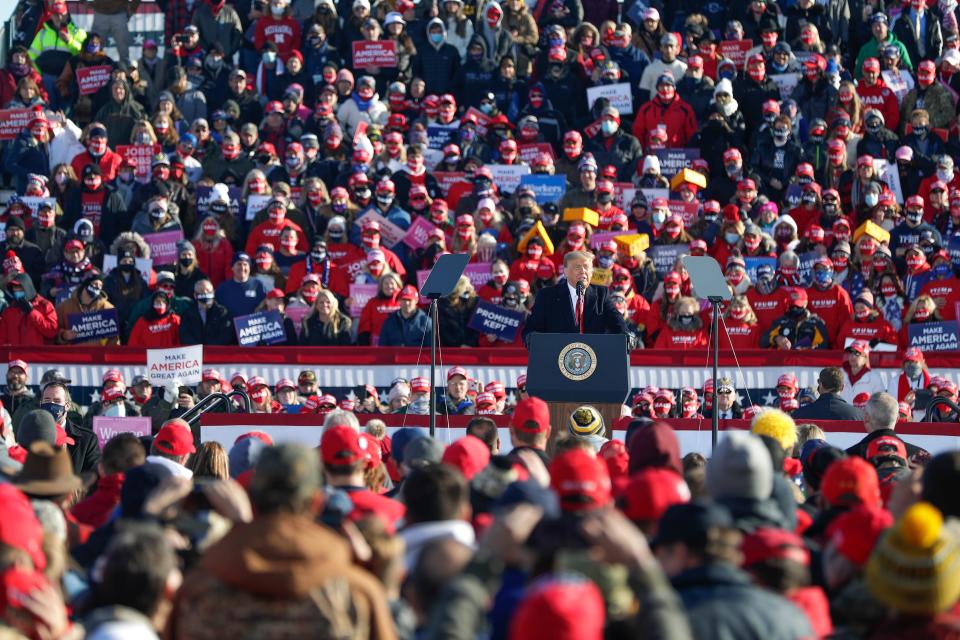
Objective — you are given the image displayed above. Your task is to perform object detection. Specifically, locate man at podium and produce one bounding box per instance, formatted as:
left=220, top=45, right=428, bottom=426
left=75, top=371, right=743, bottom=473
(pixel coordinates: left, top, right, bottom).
left=522, top=251, right=627, bottom=346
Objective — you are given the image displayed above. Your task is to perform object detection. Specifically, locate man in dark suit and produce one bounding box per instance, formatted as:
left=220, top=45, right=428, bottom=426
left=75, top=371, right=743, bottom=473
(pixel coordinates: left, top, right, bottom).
left=791, top=367, right=863, bottom=421
left=522, top=250, right=627, bottom=347
left=846, top=391, right=926, bottom=460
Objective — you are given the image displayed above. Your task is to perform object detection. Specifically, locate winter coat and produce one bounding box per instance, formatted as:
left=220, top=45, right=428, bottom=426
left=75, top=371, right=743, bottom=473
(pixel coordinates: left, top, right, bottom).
left=633, top=96, right=698, bottom=148
left=193, top=238, right=235, bottom=288
left=378, top=308, right=432, bottom=347
left=791, top=391, right=863, bottom=420
left=760, top=308, right=830, bottom=349
left=201, top=149, right=255, bottom=184
left=70, top=472, right=123, bottom=529
left=172, top=512, right=396, bottom=640
left=892, top=7, right=942, bottom=66
left=437, top=296, right=478, bottom=347
left=127, top=310, right=182, bottom=347
left=300, top=312, right=353, bottom=346
left=179, top=301, right=236, bottom=346
left=899, top=82, right=955, bottom=132
left=0, top=273, right=58, bottom=346
left=192, top=3, right=243, bottom=58
left=584, top=128, right=643, bottom=181
left=55, top=288, right=120, bottom=345
left=4, top=130, right=49, bottom=195
left=790, top=77, right=838, bottom=124
left=411, top=21, right=461, bottom=96
left=335, top=94, right=388, bottom=139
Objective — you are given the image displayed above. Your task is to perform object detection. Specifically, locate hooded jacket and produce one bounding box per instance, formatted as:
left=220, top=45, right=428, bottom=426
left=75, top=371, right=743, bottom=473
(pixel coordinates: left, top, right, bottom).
left=0, top=273, right=58, bottom=346
left=411, top=19, right=462, bottom=96
left=55, top=279, right=120, bottom=345
left=172, top=512, right=396, bottom=640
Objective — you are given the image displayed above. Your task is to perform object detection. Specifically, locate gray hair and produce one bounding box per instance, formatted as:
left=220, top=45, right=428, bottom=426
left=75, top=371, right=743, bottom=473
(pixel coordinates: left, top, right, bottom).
left=250, top=443, right=321, bottom=514
left=322, top=409, right=360, bottom=432
left=864, top=392, right=898, bottom=432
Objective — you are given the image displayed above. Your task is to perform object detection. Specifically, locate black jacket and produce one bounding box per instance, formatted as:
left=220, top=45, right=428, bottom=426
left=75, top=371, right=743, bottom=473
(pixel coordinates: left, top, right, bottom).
left=67, top=420, right=101, bottom=475
left=522, top=281, right=628, bottom=346
left=791, top=392, right=863, bottom=421
left=179, top=301, right=236, bottom=346
left=845, top=428, right=925, bottom=460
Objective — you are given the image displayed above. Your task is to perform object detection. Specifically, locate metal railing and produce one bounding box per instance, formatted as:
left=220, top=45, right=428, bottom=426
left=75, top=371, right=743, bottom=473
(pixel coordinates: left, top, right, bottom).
left=179, top=389, right=251, bottom=427
left=924, top=396, right=960, bottom=422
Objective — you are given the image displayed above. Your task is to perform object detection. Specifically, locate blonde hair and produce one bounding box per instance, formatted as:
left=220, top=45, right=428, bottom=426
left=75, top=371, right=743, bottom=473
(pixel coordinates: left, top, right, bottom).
left=314, top=288, right=346, bottom=333
left=191, top=442, right=230, bottom=480
left=563, top=250, right=595, bottom=266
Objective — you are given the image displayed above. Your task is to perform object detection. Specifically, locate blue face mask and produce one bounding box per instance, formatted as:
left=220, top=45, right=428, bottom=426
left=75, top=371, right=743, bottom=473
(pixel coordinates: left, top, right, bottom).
left=430, top=32, right=444, bottom=44
left=600, top=120, right=617, bottom=136
left=814, top=269, right=833, bottom=286
left=724, top=232, right=740, bottom=244
left=352, top=163, right=369, bottom=174
left=934, top=263, right=952, bottom=278
left=40, top=401, right=66, bottom=423
left=598, top=255, right=614, bottom=268
left=11, top=290, right=24, bottom=301
left=549, top=36, right=563, bottom=47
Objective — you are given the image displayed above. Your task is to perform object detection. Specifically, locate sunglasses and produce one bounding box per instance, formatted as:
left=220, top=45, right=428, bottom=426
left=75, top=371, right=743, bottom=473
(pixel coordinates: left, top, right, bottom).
left=717, top=389, right=733, bottom=395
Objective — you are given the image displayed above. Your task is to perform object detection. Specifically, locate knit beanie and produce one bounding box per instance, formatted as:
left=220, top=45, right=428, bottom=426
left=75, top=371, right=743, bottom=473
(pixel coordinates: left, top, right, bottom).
left=750, top=408, right=797, bottom=451
left=866, top=502, right=960, bottom=615
left=707, top=431, right=773, bottom=501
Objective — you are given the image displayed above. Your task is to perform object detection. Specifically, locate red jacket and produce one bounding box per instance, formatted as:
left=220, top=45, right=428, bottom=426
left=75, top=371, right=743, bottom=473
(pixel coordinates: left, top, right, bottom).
left=721, top=321, right=761, bottom=350
left=71, top=472, right=124, bottom=528
left=0, top=296, right=58, bottom=345
left=477, top=282, right=504, bottom=305
left=358, top=294, right=400, bottom=345
left=128, top=312, right=182, bottom=347
left=806, top=284, right=853, bottom=345
left=193, top=239, right=234, bottom=288
left=632, top=96, right=698, bottom=147
left=855, top=78, right=900, bottom=134
left=836, top=315, right=900, bottom=347
left=919, top=276, right=960, bottom=320
left=654, top=326, right=709, bottom=349
left=244, top=219, right=308, bottom=256
left=747, top=288, right=790, bottom=334
left=0, top=68, right=47, bottom=108
left=254, top=16, right=301, bottom=56
left=71, top=149, right=124, bottom=182
left=788, top=586, right=833, bottom=639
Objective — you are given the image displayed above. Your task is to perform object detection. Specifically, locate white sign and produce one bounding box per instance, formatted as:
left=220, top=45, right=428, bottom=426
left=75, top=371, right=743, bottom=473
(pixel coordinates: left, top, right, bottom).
left=245, top=194, right=272, bottom=222
left=874, top=158, right=904, bottom=204
left=147, top=345, right=203, bottom=385
left=487, top=164, right=531, bottom=194
left=770, top=73, right=800, bottom=100
left=586, top=82, right=635, bottom=115
left=102, top=254, right=153, bottom=283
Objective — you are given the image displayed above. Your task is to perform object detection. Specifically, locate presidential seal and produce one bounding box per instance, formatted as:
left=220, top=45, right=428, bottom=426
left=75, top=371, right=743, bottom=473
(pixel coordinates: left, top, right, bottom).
left=558, top=342, right=597, bottom=381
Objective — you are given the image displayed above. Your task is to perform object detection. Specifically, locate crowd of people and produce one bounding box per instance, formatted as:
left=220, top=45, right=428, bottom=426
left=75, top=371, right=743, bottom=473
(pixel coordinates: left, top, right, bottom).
left=0, top=363, right=958, bottom=638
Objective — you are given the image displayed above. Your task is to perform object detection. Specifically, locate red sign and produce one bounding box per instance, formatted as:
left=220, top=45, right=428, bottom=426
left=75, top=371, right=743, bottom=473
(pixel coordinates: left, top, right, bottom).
left=667, top=200, right=700, bottom=227
left=116, top=144, right=161, bottom=183
left=76, top=65, right=112, bottom=96
left=719, top=40, right=753, bottom=70
left=518, top=143, right=555, bottom=164
left=433, top=171, right=467, bottom=195
left=352, top=40, right=398, bottom=68
left=0, top=108, right=31, bottom=140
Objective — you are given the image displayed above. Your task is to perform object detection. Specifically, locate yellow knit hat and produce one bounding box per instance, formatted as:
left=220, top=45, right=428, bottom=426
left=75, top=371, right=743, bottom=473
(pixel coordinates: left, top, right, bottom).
left=751, top=408, right=798, bottom=451
left=569, top=405, right=604, bottom=437
left=866, top=502, right=960, bottom=615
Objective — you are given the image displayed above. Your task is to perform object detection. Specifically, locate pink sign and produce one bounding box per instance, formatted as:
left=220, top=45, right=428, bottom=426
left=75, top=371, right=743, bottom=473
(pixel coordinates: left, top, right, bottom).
left=719, top=40, right=753, bottom=69
left=285, top=305, right=311, bottom=337
left=91, top=416, right=152, bottom=449
left=116, top=143, right=161, bottom=183
left=348, top=283, right=379, bottom=316
left=416, top=261, right=491, bottom=302
left=519, top=143, right=555, bottom=164
left=353, top=211, right=406, bottom=248
left=143, top=229, right=185, bottom=266
left=77, top=65, right=112, bottom=95
left=352, top=40, right=398, bottom=68
left=666, top=200, right=699, bottom=227
left=590, top=231, right=631, bottom=249
left=402, top=216, right=439, bottom=250
left=0, top=108, right=31, bottom=140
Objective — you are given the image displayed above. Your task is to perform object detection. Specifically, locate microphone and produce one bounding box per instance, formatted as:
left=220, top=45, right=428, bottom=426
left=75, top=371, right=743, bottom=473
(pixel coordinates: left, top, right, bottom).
left=576, top=279, right=585, bottom=297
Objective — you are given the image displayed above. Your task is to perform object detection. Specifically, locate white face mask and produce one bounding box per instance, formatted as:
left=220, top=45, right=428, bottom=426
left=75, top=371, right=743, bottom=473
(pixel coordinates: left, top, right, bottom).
left=103, top=402, right=126, bottom=417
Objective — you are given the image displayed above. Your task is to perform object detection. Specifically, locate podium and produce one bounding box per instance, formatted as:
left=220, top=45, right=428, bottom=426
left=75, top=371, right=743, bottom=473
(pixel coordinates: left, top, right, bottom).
left=526, top=333, right=630, bottom=450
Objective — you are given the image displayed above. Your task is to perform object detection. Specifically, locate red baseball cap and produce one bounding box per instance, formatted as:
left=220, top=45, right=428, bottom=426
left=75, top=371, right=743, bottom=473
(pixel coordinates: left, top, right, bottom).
left=0, top=485, right=46, bottom=571
left=398, top=285, right=419, bottom=300
left=320, top=425, right=367, bottom=466
left=441, top=435, right=490, bottom=480
left=741, top=527, right=810, bottom=568
left=7, top=359, right=27, bottom=373
left=484, top=381, right=506, bottom=399
left=846, top=339, right=870, bottom=355
left=786, top=287, right=808, bottom=307
left=866, top=435, right=908, bottom=461
left=820, top=456, right=880, bottom=508
left=234, top=431, right=274, bottom=446
left=509, top=575, right=605, bottom=639
left=202, top=368, right=223, bottom=383
left=153, top=419, right=196, bottom=456
left=904, top=347, right=924, bottom=362
left=550, top=449, right=612, bottom=513
left=511, top=396, right=551, bottom=434
left=619, top=468, right=689, bottom=521
left=447, top=366, right=468, bottom=381
left=825, top=504, right=893, bottom=566
left=410, top=376, right=430, bottom=393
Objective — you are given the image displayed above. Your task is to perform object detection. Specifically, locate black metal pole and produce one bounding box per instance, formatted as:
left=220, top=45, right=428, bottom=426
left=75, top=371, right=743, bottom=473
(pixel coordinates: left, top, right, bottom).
left=429, top=299, right=438, bottom=438
left=711, top=298, right=720, bottom=451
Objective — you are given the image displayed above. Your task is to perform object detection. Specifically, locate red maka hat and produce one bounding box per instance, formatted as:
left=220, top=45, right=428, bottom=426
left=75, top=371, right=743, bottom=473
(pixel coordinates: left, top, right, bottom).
left=154, top=419, right=196, bottom=456
left=549, top=449, right=612, bottom=513
left=825, top=504, right=893, bottom=565
left=821, top=456, right=881, bottom=508
left=440, top=435, right=490, bottom=480
left=511, top=396, right=550, bottom=434
left=320, top=425, right=367, bottom=466
left=619, top=468, right=689, bottom=521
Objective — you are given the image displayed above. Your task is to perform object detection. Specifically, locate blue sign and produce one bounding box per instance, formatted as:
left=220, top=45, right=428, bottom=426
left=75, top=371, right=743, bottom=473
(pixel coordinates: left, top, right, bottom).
left=908, top=321, right=960, bottom=352
left=234, top=310, right=287, bottom=346
left=426, top=124, right=457, bottom=150
left=67, top=309, right=120, bottom=343
left=744, top=257, right=777, bottom=284
left=518, top=174, right=567, bottom=204
left=654, top=148, right=699, bottom=179
left=797, top=250, right=820, bottom=286
left=467, top=300, right=525, bottom=342
left=648, top=244, right=685, bottom=278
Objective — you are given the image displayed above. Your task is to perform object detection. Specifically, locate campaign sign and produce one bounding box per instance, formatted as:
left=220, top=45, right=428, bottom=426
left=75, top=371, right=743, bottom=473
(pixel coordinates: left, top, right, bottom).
left=147, top=345, right=203, bottom=384
left=19, top=196, right=56, bottom=219
left=518, top=143, right=555, bottom=164
left=402, top=216, right=439, bottom=250
left=949, top=234, right=960, bottom=270
left=744, top=257, right=778, bottom=283
left=245, top=194, right=272, bottom=221
left=67, top=309, right=120, bottom=343
left=586, top=82, right=634, bottom=115
left=76, top=65, right=112, bottom=95
left=353, top=210, right=406, bottom=248
left=432, top=171, right=468, bottom=195
left=667, top=200, right=699, bottom=227
left=348, top=283, right=379, bottom=316
left=352, top=40, right=398, bottom=68
left=468, top=300, right=524, bottom=342
left=770, top=73, right=800, bottom=100
left=654, top=149, right=699, bottom=179
left=648, top=244, right=684, bottom=278
left=143, top=229, right=184, bottom=266
left=285, top=305, right=310, bottom=337
left=908, top=321, right=960, bottom=352
left=115, top=144, right=160, bottom=183
left=0, top=108, right=31, bottom=140
left=487, top=164, right=530, bottom=193
left=518, top=174, right=566, bottom=204
left=427, top=124, right=458, bottom=150
left=234, top=310, right=287, bottom=346
left=797, top=250, right=820, bottom=286
left=91, top=416, right=152, bottom=449
left=465, top=106, right=491, bottom=135
left=195, top=185, right=242, bottom=218
left=102, top=254, right=152, bottom=282
left=719, top=40, right=752, bottom=68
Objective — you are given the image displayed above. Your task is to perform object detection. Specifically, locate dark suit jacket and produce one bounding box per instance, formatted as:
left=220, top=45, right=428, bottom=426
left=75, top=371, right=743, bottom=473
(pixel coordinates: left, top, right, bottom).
left=845, top=428, right=925, bottom=460
left=791, top=392, right=863, bottom=421
left=522, top=281, right=627, bottom=346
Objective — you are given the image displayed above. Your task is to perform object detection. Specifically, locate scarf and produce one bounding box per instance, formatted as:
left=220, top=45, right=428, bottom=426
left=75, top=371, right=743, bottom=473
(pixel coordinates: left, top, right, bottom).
left=352, top=92, right=373, bottom=113
left=842, top=361, right=871, bottom=385
left=896, top=369, right=930, bottom=401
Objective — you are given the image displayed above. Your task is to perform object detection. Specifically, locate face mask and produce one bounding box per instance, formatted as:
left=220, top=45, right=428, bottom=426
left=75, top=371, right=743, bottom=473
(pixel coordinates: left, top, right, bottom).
left=598, top=255, right=614, bottom=268
left=376, top=194, right=392, bottom=207
left=881, top=283, right=896, bottom=298
left=914, top=307, right=932, bottom=320
left=652, top=211, right=666, bottom=228
left=864, top=193, right=879, bottom=208
left=772, top=129, right=789, bottom=144
left=251, top=388, right=269, bottom=404
left=802, top=193, right=817, bottom=206
left=196, top=293, right=214, bottom=306
left=102, top=402, right=125, bottom=417
left=38, top=211, right=55, bottom=228
left=40, top=402, right=66, bottom=423
left=86, top=285, right=102, bottom=298
left=9, top=62, right=27, bottom=76
left=934, top=263, right=952, bottom=278
left=748, top=67, right=764, bottom=81
left=727, top=271, right=744, bottom=285
left=855, top=307, right=871, bottom=321
left=153, top=302, right=167, bottom=314
left=814, top=269, right=832, bottom=286
left=150, top=207, right=165, bottom=221
left=788, top=305, right=806, bottom=318
left=88, top=138, right=107, bottom=156
left=730, top=307, right=747, bottom=321
left=600, top=120, right=618, bottom=136
left=907, top=254, right=925, bottom=270
left=904, top=362, right=923, bottom=378
left=657, top=86, right=675, bottom=101
left=665, top=284, right=680, bottom=298
left=286, top=156, right=301, bottom=170
left=914, top=125, right=929, bottom=137
left=907, top=210, right=923, bottom=225
left=86, top=42, right=102, bottom=54
left=597, top=193, right=613, bottom=205
left=262, top=51, right=277, bottom=65
left=430, top=32, right=444, bottom=44
left=833, top=255, right=849, bottom=271
left=268, top=208, right=285, bottom=223
left=938, top=169, right=953, bottom=182
left=744, top=236, right=761, bottom=251
left=678, top=314, right=695, bottom=326
left=866, top=120, right=882, bottom=135
left=724, top=232, right=740, bottom=244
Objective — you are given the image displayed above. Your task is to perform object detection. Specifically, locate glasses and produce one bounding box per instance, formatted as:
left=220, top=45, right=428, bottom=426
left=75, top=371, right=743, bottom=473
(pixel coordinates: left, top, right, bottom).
left=716, top=389, right=733, bottom=395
